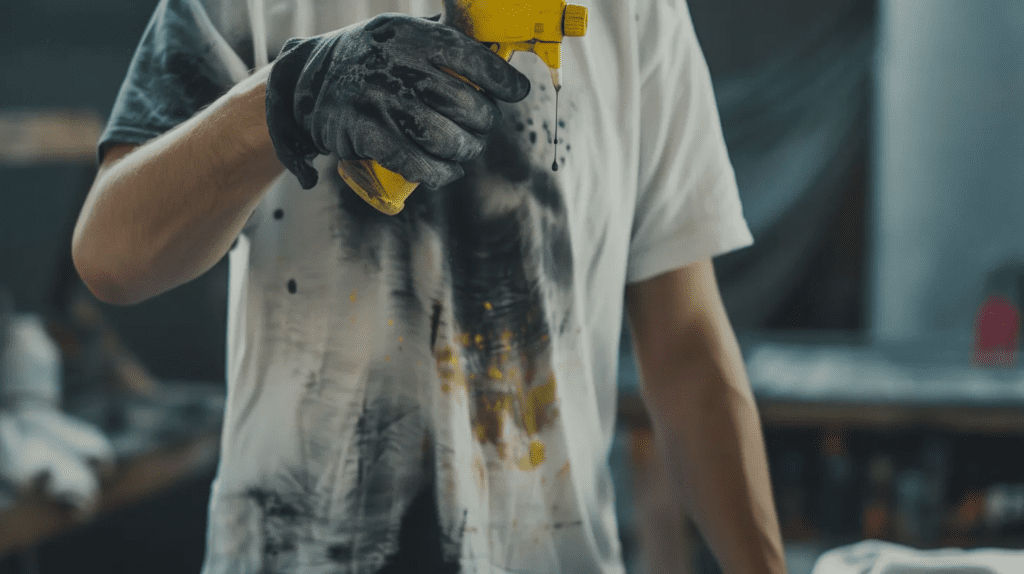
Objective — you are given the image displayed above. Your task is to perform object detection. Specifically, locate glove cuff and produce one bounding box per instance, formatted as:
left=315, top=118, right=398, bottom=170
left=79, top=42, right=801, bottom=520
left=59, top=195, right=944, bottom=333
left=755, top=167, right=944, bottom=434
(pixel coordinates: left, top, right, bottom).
left=266, top=38, right=322, bottom=189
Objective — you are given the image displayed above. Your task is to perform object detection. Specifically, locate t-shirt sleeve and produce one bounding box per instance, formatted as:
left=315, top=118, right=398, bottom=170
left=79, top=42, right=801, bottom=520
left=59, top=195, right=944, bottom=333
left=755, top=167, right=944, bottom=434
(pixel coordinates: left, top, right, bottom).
left=626, top=0, right=754, bottom=285
left=97, top=0, right=251, bottom=163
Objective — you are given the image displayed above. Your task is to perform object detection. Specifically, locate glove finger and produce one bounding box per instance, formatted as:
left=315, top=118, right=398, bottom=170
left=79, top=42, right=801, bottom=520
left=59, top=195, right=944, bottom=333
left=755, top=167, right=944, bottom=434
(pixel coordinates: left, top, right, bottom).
left=416, top=71, right=504, bottom=135
left=424, top=27, right=531, bottom=103
left=353, top=125, right=464, bottom=189
left=388, top=105, right=486, bottom=163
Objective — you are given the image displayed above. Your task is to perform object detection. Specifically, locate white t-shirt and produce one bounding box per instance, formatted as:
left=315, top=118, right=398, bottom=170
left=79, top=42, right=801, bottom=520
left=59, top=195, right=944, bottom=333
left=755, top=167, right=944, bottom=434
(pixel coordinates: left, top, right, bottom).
left=100, top=0, right=753, bottom=572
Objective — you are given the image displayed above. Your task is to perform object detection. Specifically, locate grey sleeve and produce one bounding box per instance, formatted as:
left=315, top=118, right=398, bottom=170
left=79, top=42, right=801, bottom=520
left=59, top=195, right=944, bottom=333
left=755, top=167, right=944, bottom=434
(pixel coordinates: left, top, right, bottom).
left=98, top=0, right=252, bottom=163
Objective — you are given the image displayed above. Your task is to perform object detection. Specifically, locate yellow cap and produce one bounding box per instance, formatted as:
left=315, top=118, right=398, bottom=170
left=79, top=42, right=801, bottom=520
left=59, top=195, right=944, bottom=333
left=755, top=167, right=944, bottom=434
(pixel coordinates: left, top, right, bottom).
left=563, top=4, right=588, bottom=37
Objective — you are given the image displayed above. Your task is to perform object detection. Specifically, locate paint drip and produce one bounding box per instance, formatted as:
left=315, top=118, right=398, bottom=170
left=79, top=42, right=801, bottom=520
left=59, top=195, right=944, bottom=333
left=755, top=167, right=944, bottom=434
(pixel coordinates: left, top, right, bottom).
left=551, top=85, right=561, bottom=172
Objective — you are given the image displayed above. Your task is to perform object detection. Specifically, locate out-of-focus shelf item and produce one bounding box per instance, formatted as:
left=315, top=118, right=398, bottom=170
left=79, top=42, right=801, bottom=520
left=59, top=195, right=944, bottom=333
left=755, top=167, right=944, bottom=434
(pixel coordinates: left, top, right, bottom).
left=0, top=108, right=104, bottom=166
left=0, top=289, right=225, bottom=558
left=0, top=422, right=219, bottom=556
left=619, top=331, right=1024, bottom=433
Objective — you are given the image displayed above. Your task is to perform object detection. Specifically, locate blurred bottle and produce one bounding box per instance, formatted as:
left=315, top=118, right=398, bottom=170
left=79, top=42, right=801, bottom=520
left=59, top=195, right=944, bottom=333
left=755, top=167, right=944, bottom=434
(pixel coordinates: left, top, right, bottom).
left=861, top=453, right=894, bottom=540
left=894, top=438, right=950, bottom=547
left=774, top=448, right=811, bottom=538
left=817, top=429, right=856, bottom=539
left=919, top=438, right=951, bottom=544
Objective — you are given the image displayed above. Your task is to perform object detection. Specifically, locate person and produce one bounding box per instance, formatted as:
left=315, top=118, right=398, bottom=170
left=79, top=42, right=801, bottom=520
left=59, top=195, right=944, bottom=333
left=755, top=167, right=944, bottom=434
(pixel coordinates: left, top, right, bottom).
left=72, top=0, right=787, bottom=572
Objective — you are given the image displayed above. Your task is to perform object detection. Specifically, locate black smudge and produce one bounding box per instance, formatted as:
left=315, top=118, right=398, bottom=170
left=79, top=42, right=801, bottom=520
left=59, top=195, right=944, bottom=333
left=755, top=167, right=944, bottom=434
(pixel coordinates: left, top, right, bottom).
left=529, top=170, right=563, bottom=213
left=391, top=65, right=429, bottom=90
left=482, top=127, right=530, bottom=183
left=246, top=486, right=309, bottom=564
left=296, top=94, right=316, bottom=116
left=351, top=100, right=387, bottom=127
left=327, top=543, right=353, bottom=562
left=430, top=300, right=443, bottom=349
left=390, top=108, right=426, bottom=139
left=363, top=71, right=403, bottom=95
left=372, top=26, right=397, bottom=43
left=359, top=44, right=389, bottom=70
left=306, top=53, right=333, bottom=109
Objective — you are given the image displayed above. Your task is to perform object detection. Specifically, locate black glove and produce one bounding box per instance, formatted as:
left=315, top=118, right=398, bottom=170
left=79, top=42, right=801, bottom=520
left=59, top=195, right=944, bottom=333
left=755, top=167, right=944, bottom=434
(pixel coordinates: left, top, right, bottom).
left=266, top=13, right=532, bottom=189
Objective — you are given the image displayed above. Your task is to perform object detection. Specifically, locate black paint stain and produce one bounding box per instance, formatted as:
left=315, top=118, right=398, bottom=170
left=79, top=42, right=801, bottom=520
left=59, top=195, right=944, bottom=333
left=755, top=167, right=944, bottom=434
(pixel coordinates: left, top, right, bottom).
left=529, top=131, right=537, bottom=144
left=376, top=481, right=459, bottom=573
left=246, top=486, right=310, bottom=565
left=390, top=65, right=429, bottom=90
left=390, top=108, right=427, bottom=139
left=430, top=300, right=443, bottom=349
left=364, top=71, right=403, bottom=95
left=274, top=209, right=284, bottom=219
left=299, top=53, right=334, bottom=116
left=372, top=26, right=397, bottom=43
left=482, top=127, right=531, bottom=183
left=287, top=279, right=297, bottom=294
left=326, top=543, right=353, bottom=562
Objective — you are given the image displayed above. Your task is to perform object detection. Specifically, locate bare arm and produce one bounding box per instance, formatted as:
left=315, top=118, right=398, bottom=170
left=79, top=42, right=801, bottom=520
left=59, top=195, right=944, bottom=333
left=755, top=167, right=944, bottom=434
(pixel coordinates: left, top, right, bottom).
left=625, top=259, right=786, bottom=574
left=72, top=65, right=284, bottom=306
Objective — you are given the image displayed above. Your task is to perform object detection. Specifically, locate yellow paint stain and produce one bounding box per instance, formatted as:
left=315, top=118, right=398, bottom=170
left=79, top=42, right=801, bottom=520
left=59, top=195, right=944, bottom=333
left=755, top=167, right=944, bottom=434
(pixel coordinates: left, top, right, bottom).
left=351, top=317, right=357, bottom=323
left=541, top=334, right=549, bottom=342
left=459, top=332, right=471, bottom=346
left=484, top=301, right=493, bottom=311
left=508, top=367, right=518, bottom=380
left=488, top=366, right=503, bottom=380
left=398, top=336, right=403, bottom=343
left=523, top=374, right=557, bottom=434
left=473, top=455, right=486, bottom=490
left=474, top=423, right=488, bottom=442
left=436, top=346, right=456, bottom=364
left=516, top=441, right=546, bottom=471
left=558, top=461, right=571, bottom=478
left=441, top=383, right=451, bottom=393
left=388, top=319, right=394, bottom=326
left=474, top=334, right=484, bottom=347
left=350, top=290, right=357, bottom=302
left=385, top=355, right=390, bottom=361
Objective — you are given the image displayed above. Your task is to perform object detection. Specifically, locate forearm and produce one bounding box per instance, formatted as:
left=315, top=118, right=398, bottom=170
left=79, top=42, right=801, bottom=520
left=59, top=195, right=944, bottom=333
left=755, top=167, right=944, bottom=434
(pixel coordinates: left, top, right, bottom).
left=640, top=337, right=786, bottom=574
left=73, top=65, right=284, bottom=305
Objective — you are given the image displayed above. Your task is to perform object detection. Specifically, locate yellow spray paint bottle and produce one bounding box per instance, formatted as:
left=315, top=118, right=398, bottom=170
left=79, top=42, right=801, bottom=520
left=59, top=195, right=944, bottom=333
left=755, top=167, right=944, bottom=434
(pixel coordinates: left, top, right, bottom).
left=337, top=0, right=588, bottom=215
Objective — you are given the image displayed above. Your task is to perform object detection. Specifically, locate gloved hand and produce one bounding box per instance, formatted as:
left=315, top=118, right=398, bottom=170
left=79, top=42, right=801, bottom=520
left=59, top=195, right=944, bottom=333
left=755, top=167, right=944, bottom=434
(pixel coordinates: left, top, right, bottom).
left=265, top=12, right=532, bottom=190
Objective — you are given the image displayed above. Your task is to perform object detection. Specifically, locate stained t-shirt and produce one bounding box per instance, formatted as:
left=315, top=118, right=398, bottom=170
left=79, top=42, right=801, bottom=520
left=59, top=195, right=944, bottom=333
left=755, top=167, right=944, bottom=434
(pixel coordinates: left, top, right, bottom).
left=99, top=0, right=753, bottom=572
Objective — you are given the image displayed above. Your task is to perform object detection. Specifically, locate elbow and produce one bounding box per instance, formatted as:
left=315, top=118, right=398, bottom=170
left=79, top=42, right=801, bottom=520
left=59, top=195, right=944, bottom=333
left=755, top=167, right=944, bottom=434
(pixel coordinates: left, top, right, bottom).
left=72, top=234, right=144, bottom=307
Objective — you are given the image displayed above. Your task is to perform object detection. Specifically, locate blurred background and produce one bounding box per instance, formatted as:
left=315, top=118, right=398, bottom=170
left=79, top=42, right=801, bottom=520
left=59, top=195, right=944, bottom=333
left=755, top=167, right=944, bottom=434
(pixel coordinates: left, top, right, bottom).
left=0, top=0, right=1022, bottom=573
